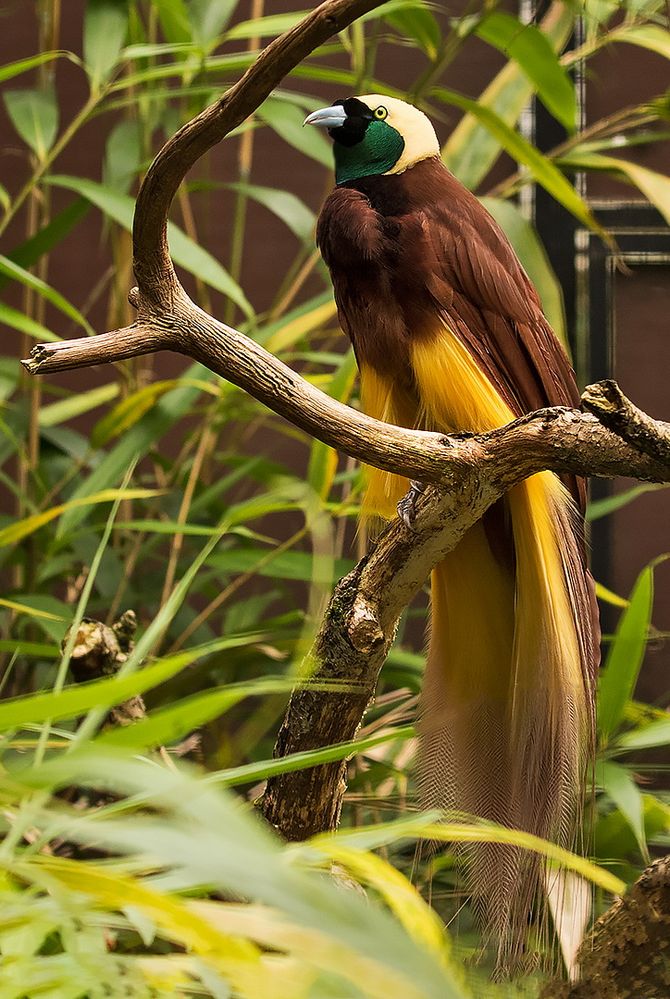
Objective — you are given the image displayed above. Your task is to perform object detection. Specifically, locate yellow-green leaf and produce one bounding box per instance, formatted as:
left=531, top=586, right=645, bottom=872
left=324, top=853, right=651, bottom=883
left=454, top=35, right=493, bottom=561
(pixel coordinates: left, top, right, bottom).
left=0, top=488, right=164, bottom=548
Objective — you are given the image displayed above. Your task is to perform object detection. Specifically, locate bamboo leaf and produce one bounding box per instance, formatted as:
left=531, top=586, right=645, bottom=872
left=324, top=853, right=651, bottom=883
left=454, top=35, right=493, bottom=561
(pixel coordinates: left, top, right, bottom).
left=3, top=88, right=59, bottom=160
left=442, top=3, right=574, bottom=188
left=617, top=717, right=670, bottom=751
left=0, top=651, right=191, bottom=732
left=0, top=52, right=73, bottom=84
left=0, top=489, right=163, bottom=549
left=258, top=98, right=332, bottom=168
left=608, top=23, right=670, bottom=61
left=595, top=582, right=629, bottom=610
left=189, top=0, right=237, bottom=50
left=598, top=760, right=649, bottom=862
left=0, top=302, right=59, bottom=343
left=91, top=380, right=180, bottom=447
left=211, top=727, right=414, bottom=788
left=2, top=199, right=90, bottom=281
left=225, top=183, right=315, bottom=242
left=152, top=0, right=191, bottom=43
left=46, top=175, right=253, bottom=316
left=382, top=3, right=441, bottom=60
left=318, top=814, right=626, bottom=896
left=39, top=384, right=120, bottom=428
left=19, top=856, right=269, bottom=994
left=476, top=12, right=576, bottom=132
left=225, top=12, right=306, bottom=41
left=598, top=563, right=655, bottom=742
left=84, top=0, right=129, bottom=89
left=559, top=151, right=670, bottom=226
left=434, top=88, right=608, bottom=241
left=97, top=677, right=303, bottom=749
left=0, top=254, right=94, bottom=335
left=587, top=482, right=670, bottom=521
left=311, top=844, right=452, bottom=969
left=0, top=597, right=64, bottom=622
left=57, top=381, right=202, bottom=535
left=263, top=297, right=337, bottom=353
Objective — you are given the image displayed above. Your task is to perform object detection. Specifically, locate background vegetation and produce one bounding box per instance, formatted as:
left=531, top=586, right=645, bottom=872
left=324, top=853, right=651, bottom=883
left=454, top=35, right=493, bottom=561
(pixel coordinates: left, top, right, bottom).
left=1, top=0, right=670, bottom=995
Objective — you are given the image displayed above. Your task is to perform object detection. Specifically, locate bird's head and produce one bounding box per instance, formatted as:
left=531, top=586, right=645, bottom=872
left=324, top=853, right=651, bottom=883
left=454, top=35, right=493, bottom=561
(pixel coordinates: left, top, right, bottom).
left=304, top=95, right=439, bottom=185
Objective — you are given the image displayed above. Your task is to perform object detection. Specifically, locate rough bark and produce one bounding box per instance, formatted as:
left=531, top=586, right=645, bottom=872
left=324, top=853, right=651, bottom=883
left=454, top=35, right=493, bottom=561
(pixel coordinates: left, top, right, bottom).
left=542, top=857, right=670, bottom=998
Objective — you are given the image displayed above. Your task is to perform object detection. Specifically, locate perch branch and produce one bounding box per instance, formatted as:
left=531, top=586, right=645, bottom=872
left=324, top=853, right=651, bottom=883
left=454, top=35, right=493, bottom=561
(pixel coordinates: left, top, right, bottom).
left=19, top=0, right=670, bottom=842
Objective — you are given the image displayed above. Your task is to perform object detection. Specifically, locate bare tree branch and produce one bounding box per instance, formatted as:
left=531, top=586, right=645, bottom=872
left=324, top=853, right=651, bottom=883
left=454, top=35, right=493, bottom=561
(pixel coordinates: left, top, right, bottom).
left=19, top=0, right=670, bottom=845
left=582, top=378, right=670, bottom=467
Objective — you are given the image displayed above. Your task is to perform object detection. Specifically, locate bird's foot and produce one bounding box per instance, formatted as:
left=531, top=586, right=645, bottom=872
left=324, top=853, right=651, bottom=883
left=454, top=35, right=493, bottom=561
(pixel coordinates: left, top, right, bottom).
left=397, top=480, right=426, bottom=531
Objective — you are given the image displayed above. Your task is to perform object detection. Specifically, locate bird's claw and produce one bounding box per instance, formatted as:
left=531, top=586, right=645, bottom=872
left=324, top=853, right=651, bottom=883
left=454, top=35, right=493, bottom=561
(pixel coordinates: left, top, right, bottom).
left=397, top=480, right=426, bottom=531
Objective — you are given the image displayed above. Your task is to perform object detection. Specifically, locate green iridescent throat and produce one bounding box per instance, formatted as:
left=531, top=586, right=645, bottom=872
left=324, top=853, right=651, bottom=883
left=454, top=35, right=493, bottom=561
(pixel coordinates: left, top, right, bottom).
left=334, top=119, right=405, bottom=184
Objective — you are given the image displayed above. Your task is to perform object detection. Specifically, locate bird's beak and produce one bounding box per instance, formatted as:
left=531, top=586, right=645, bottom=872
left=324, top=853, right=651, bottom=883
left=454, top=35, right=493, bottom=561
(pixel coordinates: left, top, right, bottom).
left=303, top=105, right=347, bottom=129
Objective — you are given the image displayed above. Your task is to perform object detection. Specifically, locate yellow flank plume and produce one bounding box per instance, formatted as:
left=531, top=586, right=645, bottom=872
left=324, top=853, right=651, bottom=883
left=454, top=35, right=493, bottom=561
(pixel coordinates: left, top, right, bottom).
left=359, top=364, right=413, bottom=520
left=410, top=326, right=585, bottom=724
left=361, top=324, right=589, bottom=964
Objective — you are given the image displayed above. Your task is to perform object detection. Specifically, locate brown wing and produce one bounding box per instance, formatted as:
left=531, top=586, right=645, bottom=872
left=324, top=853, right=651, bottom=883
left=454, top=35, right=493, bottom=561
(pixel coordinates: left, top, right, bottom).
left=318, top=158, right=585, bottom=509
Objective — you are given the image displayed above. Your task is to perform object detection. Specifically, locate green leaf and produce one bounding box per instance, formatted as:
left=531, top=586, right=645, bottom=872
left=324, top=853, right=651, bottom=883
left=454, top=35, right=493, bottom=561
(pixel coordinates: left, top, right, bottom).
left=598, top=563, right=655, bottom=743
left=213, top=727, right=414, bottom=788
left=598, top=760, right=649, bottom=862
left=103, top=119, right=142, bottom=193
left=0, top=597, right=64, bottom=622
left=476, top=12, right=576, bottom=132
left=210, top=548, right=351, bottom=583
left=0, top=302, right=59, bottom=343
left=559, top=151, right=670, bottom=227
left=0, top=652, right=198, bottom=733
left=189, top=0, right=237, bottom=50
left=84, top=0, right=129, bottom=89
left=0, top=639, right=59, bottom=658
left=225, top=12, right=306, bottom=41
left=608, top=23, right=670, bottom=61
left=617, top=717, right=670, bottom=752
left=308, top=350, right=358, bottom=499
left=587, top=482, right=670, bottom=521
left=225, top=183, right=315, bottom=242
left=480, top=197, right=566, bottom=344
left=0, top=52, right=71, bottom=84
left=595, top=582, right=629, bottom=610
left=2, top=199, right=90, bottom=281
left=0, top=489, right=163, bottom=549
left=46, top=175, right=253, bottom=316
left=435, top=88, right=607, bottom=240
left=24, top=756, right=466, bottom=999
left=90, top=379, right=181, bottom=447
left=39, top=384, right=120, bottom=428
left=258, top=98, right=332, bottom=168
left=442, top=3, right=575, bottom=188
left=313, top=814, right=625, bottom=896
left=152, top=0, right=191, bottom=43
left=9, top=595, right=71, bottom=642
left=0, top=255, right=94, bottom=335
left=3, top=88, right=58, bottom=161
left=382, top=3, right=441, bottom=60
left=58, top=380, right=202, bottom=536
left=97, top=677, right=302, bottom=749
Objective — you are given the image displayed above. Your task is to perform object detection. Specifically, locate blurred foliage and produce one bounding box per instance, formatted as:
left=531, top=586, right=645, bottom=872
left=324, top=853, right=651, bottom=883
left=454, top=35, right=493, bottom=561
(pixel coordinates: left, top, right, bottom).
left=1, top=0, right=670, bottom=995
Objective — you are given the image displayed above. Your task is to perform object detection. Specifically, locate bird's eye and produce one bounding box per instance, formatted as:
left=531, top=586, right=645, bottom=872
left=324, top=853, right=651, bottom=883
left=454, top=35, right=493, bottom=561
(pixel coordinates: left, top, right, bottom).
left=374, top=106, right=388, bottom=120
